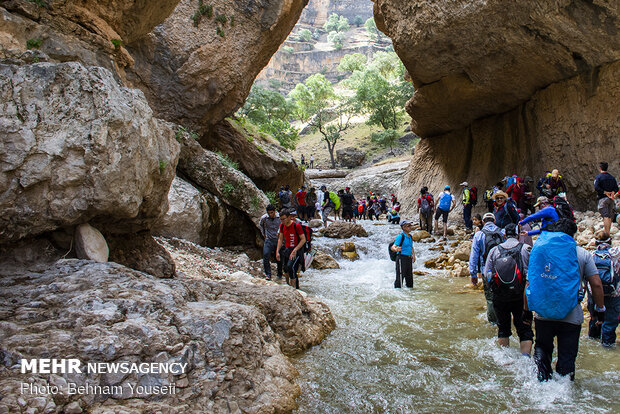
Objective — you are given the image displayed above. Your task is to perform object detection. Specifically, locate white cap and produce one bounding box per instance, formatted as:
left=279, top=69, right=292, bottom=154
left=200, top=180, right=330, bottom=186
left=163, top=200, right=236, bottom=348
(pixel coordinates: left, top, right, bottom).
left=460, top=181, right=469, bottom=187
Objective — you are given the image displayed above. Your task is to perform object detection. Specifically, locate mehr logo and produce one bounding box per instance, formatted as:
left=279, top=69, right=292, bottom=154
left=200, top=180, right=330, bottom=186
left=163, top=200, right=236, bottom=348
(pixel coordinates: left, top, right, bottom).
left=21, top=359, right=82, bottom=374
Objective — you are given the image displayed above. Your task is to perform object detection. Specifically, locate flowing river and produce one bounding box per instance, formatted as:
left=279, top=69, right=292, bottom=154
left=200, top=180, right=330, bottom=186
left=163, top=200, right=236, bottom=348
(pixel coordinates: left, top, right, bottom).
left=293, top=220, right=620, bottom=413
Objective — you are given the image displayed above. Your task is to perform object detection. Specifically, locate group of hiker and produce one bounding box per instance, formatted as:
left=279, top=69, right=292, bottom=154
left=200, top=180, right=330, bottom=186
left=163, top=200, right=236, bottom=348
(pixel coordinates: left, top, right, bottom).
left=268, top=184, right=401, bottom=288
left=390, top=161, right=619, bottom=382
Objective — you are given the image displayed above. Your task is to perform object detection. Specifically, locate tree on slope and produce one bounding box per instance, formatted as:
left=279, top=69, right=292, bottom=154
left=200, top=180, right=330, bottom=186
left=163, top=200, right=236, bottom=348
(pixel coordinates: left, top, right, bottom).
left=290, top=74, right=356, bottom=168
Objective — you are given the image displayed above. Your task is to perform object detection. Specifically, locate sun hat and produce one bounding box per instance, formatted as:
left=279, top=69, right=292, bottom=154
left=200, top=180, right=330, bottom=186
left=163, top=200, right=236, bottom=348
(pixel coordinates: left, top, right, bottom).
left=534, top=196, right=549, bottom=207
left=459, top=182, right=468, bottom=187
left=492, top=191, right=509, bottom=201
left=400, top=219, right=413, bottom=227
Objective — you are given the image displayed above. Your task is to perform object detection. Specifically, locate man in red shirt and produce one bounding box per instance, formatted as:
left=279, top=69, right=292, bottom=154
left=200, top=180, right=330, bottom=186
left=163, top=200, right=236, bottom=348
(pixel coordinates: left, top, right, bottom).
left=295, top=185, right=307, bottom=221
left=276, top=209, right=306, bottom=288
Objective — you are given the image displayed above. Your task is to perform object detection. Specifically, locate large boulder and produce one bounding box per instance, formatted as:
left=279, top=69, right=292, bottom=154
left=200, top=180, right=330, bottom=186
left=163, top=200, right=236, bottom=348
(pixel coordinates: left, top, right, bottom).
left=126, top=0, right=309, bottom=131
left=374, top=0, right=620, bottom=212
left=203, top=119, right=304, bottom=193
left=0, top=62, right=179, bottom=243
left=311, top=250, right=340, bottom=270
left=323, top=221, right=368, bottom=238
left=336, top=147, right=365, bottom=169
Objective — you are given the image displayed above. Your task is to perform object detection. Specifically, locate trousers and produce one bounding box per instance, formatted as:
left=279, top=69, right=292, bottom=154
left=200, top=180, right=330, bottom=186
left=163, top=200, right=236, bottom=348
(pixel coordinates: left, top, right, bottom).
left=534, top=318, right=581, bottom=381
left=395, top=255, right=413, bottom=288
left=262, top=238, right=282, bottom=277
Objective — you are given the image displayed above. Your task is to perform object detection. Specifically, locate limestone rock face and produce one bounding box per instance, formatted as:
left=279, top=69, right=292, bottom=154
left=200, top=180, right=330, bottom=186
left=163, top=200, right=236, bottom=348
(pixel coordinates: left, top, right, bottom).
left=154, top=176, right=207, bottom=245
left=0, top=62, right=179, bottom=242
left=176, top=131, right=268, bottom=228
left=0, top=259, right=319, bottom=413
left=399, top=61, right=620, bottom=212
left=204, top=120, right=304, bottom=193
left=127, top=0, right=309, bottom=131
left=106, top=232, right=176, bottom=278
left=374, top=0, right=620, bottom=137
left=336, top=146, right=365, bottom=169
left=323, top=222, right=369, bottom=238
left=374, top=0, right=620, bottom=212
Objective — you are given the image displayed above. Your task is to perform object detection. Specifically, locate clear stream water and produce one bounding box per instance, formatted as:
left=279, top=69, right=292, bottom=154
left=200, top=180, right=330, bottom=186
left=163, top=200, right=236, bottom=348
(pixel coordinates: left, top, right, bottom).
left=293, top=220, right=620, bottom=413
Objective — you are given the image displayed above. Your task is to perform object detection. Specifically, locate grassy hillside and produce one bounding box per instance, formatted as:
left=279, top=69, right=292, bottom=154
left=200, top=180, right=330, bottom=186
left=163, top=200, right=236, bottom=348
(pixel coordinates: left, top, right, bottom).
left=292, top=116, right=417, bottom=169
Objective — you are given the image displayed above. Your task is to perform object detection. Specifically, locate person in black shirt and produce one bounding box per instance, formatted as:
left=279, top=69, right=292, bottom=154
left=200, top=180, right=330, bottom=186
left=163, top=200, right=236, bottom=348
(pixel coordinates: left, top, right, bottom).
left=594, top=162, right=619, bottom=234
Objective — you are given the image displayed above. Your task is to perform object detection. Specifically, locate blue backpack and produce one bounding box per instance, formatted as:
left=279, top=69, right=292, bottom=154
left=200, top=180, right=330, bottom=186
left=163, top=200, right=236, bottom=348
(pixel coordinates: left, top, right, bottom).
left=526, top=231, right=580, bottom=319
left=593, top=245, right=619, bottom=296
left=438, top=192, right=452, bottom=211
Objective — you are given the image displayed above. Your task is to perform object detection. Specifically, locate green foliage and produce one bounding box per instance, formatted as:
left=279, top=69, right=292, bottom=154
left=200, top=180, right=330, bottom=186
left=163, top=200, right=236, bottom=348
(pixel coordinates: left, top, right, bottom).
left=27, top=0, right=47, bottom=7
left=266, top=192, right=277, bottom=206
left=290, top=74, right=357, bottom=168
left=323, top=13, right=349, bottom=33
left=250, top=194, right=261, bottom=210
left=158, top=160, right=168, bottom=174
left=215, top=14, right=227, bottom=25
left=353, top=15, right=364, bottom=27
left=289, top=73, right=335, bottom=122
left=298, top=29, right=313, bottom=42
left=190, top=130, right=199, bottom=140
left=365, top=17, right=378, bottom=39
left=355, top=67, right=413, bottom=130
left=192, top=1, right=213, bottom=26
left=258, top=119, right=299, bottom=150
left=222, top=182, right=236, bottom=197
left=369, top=51, right=405, bottom=80
left=111, top=39, right=123, bottom=50
left=327, top=31, right=345, bottom=49
left=338, top=53, right=367, bottom=73
left=175, top=127, right=185, bottom=142
left=26, top=38, right=42, bottom=50
left=216, top=152, right=239, bottom=170
left=370, top=129, right=401, bottom=154
left=217, top=26, right=225, bottom=37
left=229, top=16, right=234, bottom=27
left=256, top=144, right=265, bottom=154
left=282, top=46, right=294, bottom=54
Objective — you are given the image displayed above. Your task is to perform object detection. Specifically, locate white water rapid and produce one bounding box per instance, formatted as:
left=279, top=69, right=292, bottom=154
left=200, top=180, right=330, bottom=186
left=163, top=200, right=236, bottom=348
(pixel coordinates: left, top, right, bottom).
left=293, top=220, right=620, bottom=413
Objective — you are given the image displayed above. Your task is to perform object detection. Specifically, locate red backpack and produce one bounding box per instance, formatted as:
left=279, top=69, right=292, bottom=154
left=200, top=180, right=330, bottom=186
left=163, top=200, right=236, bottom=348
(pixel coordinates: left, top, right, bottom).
left=470, top=186, right=478, bottom=205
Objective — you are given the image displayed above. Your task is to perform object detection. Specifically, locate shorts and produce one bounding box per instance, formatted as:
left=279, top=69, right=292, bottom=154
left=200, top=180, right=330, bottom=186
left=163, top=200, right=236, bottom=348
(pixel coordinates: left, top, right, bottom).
left=434, top=208, right=449, bottom=223
left=598, top=197, right=615, bottom=218
left=322, top=205, right=333, bottom=221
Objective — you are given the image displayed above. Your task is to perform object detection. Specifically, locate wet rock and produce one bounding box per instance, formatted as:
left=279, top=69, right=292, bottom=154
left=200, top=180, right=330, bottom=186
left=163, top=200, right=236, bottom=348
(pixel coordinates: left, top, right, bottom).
left=413, top=270, right=427, bottom=276
left=336, top=147, right=365, bottom=169
left=340, top=242, right=356, bottom=253
left=341, top=251, right=359, bottom=261
left=323, top=222, right=368, bottom=239
left=311, top=250, right=340, bottom=270
left=424, top=259, right=437, bottom=269
left=0, top=62, right=179, bottom=243
left=74, top=223, right=109, bottom=263
left=308, top=219, right=324, bottom=229
left=411, top=230, right=431, bottom=242
left=107, top=232, right=176, bottom=278
left=453, top=241, right=472, bottom=262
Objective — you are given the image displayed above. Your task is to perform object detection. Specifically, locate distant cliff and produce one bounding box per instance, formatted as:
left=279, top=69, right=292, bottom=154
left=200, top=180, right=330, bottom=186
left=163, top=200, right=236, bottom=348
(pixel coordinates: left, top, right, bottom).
left=300, top=0, right=373, bottom=27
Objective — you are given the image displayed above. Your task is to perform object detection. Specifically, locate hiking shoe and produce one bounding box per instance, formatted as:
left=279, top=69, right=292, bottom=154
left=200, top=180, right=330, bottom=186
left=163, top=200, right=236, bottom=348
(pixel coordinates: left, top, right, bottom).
left=265, top=275, right=271, bottom=281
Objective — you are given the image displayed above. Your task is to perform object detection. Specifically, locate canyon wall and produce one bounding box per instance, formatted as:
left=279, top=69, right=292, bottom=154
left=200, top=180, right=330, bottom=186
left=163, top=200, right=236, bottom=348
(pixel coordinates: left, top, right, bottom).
left=300, top=0, right=373, bottom=27
left=373, top=0, right=620, bottom=211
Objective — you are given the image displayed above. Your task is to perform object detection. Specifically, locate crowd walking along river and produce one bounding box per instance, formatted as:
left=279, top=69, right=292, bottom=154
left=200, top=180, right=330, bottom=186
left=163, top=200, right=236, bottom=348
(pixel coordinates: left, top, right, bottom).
left=290, top=220, right=620, bottom=413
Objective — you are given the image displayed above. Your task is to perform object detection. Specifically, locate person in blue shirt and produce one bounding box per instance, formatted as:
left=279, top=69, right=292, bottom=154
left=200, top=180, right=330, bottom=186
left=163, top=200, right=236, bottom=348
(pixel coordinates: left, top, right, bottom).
left=492, top=191, right=520, bottom=228
left=519, top=196, right=559, bottom=237
left=387, top=209, right=400, bottom=224
left=434, top=185, right=455, bottom=239
left=391, top=219, right=417, bottom=288
left=469, top=212, right=505, bottom=324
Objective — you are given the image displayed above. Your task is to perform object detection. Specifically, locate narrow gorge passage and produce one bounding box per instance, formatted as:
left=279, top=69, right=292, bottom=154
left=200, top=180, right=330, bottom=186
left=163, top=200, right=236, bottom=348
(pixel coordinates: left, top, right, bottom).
left=294, top=221, right=620, bottom=413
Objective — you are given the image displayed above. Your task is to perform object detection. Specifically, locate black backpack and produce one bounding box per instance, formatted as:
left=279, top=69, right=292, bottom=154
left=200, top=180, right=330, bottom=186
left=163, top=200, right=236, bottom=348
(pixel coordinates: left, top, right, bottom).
left=482, top=228, right=505, bottom=262
left=280, top=190, right=291, bottom=205
left=420, top=195, right=432, bottom=215
left=388, top=233, right=407, bottom=261
left=491, top=243, right=526, bottom=301
left=552, top=196, right=576, bottom=222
